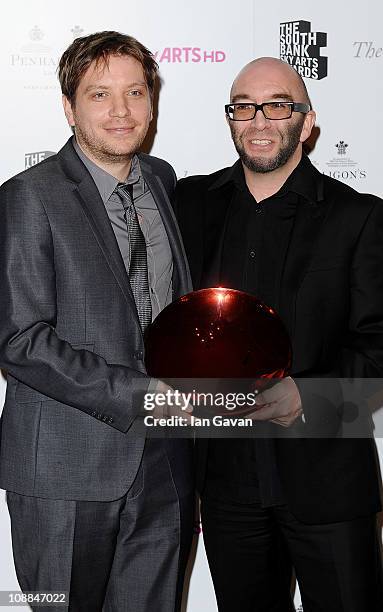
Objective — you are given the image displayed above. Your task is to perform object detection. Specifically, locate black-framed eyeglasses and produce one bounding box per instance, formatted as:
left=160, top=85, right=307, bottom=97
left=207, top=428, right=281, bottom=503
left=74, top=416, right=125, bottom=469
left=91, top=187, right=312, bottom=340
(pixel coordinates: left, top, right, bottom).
left=225, top=101, right=311, bottom=121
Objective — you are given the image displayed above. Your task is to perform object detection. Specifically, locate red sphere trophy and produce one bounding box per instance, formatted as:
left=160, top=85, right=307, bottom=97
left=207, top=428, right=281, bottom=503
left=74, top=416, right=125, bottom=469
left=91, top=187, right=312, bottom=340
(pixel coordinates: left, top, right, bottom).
left=145, top=287, right=292, bottom=416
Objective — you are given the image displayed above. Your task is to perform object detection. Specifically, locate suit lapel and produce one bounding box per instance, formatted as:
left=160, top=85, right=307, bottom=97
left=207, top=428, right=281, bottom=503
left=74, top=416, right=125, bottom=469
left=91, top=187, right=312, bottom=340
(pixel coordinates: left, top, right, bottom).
left=202, top=191, right=232, bottom=288
left=201, top=174, right=236, bottom=288
left=277, top=184, right=330, bottom=338
left=58, top=139, right=138, bottom=314
left=140, top=159, right=192, bottom=297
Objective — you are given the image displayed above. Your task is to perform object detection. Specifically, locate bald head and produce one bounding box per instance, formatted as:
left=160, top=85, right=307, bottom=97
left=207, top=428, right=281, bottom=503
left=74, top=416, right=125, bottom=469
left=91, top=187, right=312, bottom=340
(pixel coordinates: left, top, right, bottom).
left=231, top=57, right=311, bottom=107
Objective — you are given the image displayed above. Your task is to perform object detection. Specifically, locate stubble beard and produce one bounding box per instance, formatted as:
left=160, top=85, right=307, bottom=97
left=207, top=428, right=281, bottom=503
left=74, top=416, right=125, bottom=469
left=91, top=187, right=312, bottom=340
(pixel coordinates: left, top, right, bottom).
left=231, top=117, right=305, bottom=174
left=74, top=123, right=148, bottom=165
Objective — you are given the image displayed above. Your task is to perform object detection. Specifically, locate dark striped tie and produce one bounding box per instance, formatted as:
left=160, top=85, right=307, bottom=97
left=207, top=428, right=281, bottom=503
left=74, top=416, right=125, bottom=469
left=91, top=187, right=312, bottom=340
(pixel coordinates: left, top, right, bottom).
left=116, top=183, right=152, bottom=331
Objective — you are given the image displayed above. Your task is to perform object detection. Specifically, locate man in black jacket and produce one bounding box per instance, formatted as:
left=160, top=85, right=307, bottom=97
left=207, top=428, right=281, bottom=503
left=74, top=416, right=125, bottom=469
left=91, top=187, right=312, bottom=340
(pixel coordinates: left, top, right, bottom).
left=176, top=57, right=383, bottom=611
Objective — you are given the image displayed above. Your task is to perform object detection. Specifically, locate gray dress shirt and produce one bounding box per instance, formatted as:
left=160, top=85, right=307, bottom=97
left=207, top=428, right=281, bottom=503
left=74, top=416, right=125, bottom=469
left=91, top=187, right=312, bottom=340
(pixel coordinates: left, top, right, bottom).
left=73, top=138, right=173, bottom=321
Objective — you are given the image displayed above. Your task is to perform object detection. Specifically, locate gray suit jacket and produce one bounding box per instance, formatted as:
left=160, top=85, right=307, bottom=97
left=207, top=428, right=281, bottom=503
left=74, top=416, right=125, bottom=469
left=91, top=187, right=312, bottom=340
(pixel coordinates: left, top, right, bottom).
left=0, top=138, right=192, bottom=501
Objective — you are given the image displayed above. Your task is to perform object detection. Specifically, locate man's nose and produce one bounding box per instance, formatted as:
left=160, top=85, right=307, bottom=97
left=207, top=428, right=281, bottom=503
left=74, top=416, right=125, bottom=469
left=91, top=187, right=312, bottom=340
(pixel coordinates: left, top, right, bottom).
left=251, top=107, right=269, bottom=130
left=110, top=94, right=131, bottom=117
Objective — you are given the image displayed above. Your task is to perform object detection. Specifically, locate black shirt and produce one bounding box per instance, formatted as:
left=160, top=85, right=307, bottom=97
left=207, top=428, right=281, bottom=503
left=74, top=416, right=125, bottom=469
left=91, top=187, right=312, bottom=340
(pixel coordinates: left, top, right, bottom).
left=205, top=157, right=307, bottom=506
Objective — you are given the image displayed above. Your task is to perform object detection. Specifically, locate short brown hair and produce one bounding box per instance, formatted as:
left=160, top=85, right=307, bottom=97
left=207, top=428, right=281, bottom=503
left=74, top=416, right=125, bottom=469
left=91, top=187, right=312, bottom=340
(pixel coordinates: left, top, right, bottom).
left=58, top=31, right=158, bottom=104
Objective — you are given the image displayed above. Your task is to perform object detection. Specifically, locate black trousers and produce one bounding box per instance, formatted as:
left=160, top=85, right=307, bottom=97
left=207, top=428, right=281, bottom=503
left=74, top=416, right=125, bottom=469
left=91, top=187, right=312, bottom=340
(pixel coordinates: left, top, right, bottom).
left=201, top=496, right=383, bottom=612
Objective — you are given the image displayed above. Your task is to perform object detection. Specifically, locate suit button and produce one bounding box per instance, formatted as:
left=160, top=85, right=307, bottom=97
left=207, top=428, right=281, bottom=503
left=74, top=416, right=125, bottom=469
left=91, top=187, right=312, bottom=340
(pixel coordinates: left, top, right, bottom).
left=134, top=350, right=144, bottom=360
left=249, top=250, right=256, bottom=259
left=255, top=204, right=263, bottom=214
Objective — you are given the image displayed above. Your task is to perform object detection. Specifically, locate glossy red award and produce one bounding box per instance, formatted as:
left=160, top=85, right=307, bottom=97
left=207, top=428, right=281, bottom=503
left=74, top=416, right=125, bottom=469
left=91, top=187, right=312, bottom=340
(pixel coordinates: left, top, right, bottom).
left=145, top=287, right=291, bottom=382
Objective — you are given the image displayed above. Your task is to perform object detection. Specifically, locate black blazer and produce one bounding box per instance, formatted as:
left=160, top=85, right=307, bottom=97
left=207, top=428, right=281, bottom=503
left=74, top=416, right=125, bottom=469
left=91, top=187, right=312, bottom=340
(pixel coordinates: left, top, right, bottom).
left=175, top=155, right=383, bottom=524
left=0, top=138, right=192, bottom=501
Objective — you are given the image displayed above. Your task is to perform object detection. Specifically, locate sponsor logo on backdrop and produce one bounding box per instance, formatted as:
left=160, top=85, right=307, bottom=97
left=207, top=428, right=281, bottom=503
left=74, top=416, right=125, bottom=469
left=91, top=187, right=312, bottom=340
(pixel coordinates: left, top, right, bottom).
left=21, top=25, right=50, bottom=53
left=280, top=20, right=328, bottom=79
left=335, top=140, right=348, bottom=155
left=11, top=26, right=84, bottom=87
left=322, top=141, right=366, bottom=181
left=25, top=151, right=55, bottom=169
left=154, top=47, right=226, bottom=63
left=11, top=26, right=56, bottom=71
left=353, top=41, right=383, bottom=58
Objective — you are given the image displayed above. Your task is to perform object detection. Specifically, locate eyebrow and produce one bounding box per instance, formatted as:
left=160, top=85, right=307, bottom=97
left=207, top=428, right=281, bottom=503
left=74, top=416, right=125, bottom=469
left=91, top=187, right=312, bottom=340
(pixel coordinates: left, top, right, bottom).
left=231, top=93, right=294, bottom=103
left=84, top=81, right=147, bottom=93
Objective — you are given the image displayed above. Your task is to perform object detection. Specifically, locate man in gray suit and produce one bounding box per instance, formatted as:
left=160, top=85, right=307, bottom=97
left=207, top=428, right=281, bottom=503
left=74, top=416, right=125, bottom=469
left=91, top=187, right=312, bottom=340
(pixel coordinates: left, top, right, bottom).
left=0, top=31, right=193, bottom=611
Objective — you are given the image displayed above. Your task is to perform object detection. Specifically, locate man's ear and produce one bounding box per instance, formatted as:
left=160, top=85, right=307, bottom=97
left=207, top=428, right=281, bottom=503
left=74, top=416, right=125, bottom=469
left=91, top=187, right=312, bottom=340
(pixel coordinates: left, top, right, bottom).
left=62, top=95, right=75, bottom=127
left=300, top=109, right=316, bottom=143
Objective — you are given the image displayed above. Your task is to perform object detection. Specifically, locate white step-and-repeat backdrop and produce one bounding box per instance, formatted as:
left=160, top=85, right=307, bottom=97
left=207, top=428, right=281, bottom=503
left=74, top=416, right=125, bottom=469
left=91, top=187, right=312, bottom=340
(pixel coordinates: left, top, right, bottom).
left=1, top=1, right=382, bottom=610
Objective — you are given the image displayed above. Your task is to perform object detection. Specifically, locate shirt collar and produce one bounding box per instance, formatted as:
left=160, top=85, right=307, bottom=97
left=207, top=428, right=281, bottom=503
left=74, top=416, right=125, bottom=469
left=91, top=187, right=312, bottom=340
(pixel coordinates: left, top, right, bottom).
left=209, top=154, right=324, bottom=204
left=72, top=137, right=143, bottom=204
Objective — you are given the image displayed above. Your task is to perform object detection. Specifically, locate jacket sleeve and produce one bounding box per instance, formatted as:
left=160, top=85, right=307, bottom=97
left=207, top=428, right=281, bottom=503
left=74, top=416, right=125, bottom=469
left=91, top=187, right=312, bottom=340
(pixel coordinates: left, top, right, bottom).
left=335, top=197, right=383, bottom=377
left=0, top=177, right=150, bottom=433
left=295, top=197, right=383, bottom=435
